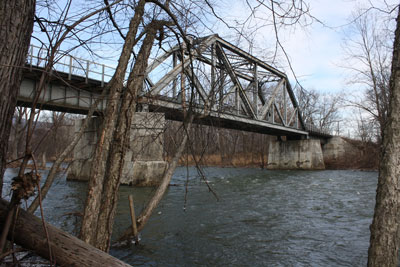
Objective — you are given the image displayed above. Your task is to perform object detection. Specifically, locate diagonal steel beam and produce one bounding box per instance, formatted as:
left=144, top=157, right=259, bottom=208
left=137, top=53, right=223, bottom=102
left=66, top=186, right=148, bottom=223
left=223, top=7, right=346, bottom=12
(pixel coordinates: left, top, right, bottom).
left=274, top=102, right=286, bottom=127
left=215, top=43, right=256, bottom=118
left=259, top=79, right=284, bottom=120
left=253, top=64, right=258, bottom=116
left=258, top=83, right=266, bottom=105
left=148, top=35, right=216, bottom=96
left=195, top=55, right=255, bottom=82
left=145, top=45, right=180, bottom=74
left=287, top=107, right=298, bottom=127
left=184, top=68, right=209, bottom=106
left=285, top=80, right=306, bottom=130
left=215, top=37, right=286, bottom=78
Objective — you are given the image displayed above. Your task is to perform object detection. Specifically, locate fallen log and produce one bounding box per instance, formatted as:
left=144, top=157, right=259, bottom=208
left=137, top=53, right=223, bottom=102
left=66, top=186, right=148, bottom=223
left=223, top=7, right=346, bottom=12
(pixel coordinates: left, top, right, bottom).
left=0, top=198, right=131, bottom=267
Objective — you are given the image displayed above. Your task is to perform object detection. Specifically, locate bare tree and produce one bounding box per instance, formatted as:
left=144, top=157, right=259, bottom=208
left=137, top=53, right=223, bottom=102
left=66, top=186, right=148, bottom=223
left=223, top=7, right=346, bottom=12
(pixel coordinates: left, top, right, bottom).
left=9, top=107, right=29, bottom=160
left=1, top=0, right=327, bottom=260
left=354, top=110, right=377, bottom=142
left=368, top=4, right=400, bottom=266
left=343, top=8, right=394, bottom=140
left=80, top=0, right=165, bottom=251
left=0, top=1, right=128, bottom=259
left=0, top=0, right=36, bottom=198
left=297, top=87, right=341, bottom=134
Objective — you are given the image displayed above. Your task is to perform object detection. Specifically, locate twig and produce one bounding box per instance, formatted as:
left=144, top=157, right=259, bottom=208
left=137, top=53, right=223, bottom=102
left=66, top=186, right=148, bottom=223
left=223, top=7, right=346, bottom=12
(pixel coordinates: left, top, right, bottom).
left=0, top=248, right=25, bottom=261
left=128, top=195, right=139, bottom=245
left=32, top=155, right=54, bottom=266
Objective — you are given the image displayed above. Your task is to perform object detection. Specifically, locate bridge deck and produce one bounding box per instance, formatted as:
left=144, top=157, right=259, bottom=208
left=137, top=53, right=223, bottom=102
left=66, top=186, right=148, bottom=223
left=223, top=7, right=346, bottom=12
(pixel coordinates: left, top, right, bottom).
left=19, top=67, right=308, bottom=137
left=19, top=36, right=331, bottom=138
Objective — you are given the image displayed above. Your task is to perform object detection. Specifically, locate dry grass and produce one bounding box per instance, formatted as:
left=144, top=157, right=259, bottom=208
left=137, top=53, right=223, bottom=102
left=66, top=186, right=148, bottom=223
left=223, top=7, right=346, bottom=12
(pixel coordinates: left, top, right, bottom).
left=325, top=139, right=379, bottom=170
left=173, top=152, right=267, bottom=169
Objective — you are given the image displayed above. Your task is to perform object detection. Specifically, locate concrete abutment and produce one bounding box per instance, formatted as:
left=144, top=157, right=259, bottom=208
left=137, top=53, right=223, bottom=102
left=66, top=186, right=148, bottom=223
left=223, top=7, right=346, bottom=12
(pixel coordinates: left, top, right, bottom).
left=267, top=136, right=357, bottom=170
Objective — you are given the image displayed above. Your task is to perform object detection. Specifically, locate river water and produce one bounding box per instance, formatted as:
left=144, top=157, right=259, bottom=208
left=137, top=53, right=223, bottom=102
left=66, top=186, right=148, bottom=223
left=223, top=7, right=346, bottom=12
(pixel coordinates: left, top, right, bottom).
left=3, top=167, right=377, bottom=266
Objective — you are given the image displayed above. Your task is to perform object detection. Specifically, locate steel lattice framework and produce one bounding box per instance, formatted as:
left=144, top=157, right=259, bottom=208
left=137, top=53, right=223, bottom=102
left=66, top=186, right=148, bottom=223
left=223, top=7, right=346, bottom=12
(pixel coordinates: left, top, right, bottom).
left=19, top=35, right=329, bottom=138
left=140, top=34, right=307, bottom=137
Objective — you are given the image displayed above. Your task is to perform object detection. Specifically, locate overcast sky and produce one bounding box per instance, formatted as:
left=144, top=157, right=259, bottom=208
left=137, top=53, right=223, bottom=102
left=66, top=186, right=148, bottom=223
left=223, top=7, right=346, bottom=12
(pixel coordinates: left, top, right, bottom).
left=213, top=0, right=398, bottom=94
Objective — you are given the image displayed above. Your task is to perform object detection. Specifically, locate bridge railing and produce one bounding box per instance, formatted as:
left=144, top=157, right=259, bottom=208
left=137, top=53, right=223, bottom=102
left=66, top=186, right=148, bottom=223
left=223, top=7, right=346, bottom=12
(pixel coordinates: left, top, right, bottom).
left=24, top=39, right=322, bottom=137
left=305, top=123, right=332, bottom=137
left=27, top=44, right=116, bottom=86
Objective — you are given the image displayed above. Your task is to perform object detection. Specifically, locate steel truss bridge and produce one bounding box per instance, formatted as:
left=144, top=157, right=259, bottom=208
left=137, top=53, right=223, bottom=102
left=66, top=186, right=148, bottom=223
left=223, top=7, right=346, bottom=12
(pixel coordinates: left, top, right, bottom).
left=19, top=34, right=329, bottom=138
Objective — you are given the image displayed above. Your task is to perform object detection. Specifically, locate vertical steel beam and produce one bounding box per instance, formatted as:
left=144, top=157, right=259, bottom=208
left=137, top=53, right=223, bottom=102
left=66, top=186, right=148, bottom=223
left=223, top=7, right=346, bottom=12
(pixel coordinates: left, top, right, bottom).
left=101, top=64, right=105, bottom=87
left=215, top=43, right=256, bottom=118
left=272, top=102, right=275, bottom=123
left=253, top=63, right=258, bottom=118
left=30, top=45, right=33, bottom=71
left=258, top=79, right=284, bottom=120
left=218, top=68, right=224, bottom=108
left=235, top=86, right=239, bottom=115
left=68, top=56, right=72, bottom=80
left=172, top=52, right=177, bottom=98
left=283, top=82, right=287, bottom=125
left=85, top=61, right=89, bottom=84
left=211, top=44, right=216, bottom=108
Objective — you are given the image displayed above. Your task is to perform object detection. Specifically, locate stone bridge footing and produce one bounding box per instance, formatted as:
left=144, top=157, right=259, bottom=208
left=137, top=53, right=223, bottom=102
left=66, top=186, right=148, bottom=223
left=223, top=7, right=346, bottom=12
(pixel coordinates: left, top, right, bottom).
left=267, top=139, right=325, bottom=170
left=67, top=112, right=168, bottom=186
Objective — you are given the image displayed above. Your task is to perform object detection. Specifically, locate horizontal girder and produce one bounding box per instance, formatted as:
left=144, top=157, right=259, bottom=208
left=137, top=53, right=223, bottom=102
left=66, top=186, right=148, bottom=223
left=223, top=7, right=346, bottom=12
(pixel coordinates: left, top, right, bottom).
left=18, top=35, right=331, bottom=138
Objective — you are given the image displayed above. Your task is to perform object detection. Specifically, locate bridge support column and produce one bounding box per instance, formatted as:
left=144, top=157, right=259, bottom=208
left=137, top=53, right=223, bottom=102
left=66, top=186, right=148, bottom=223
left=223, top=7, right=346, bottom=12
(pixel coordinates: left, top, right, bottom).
left=267, top=138, right=325, bottom=170
left=67, top=112, right=168, bottom=186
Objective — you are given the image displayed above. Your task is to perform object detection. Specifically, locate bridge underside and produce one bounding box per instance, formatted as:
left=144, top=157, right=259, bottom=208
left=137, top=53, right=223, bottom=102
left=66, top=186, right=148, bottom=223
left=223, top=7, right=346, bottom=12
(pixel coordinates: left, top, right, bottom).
left=144, top=99, right=307, bottom=138
left=15, top=35, right=333, bottom=185
left=19, top=35, right=325, bottom=139
left=19, top=69, right=308, bottom=138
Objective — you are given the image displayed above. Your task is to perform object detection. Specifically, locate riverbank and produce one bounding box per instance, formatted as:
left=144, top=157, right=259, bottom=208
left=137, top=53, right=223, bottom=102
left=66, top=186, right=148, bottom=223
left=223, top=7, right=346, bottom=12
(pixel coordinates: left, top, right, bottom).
left=323, top=138, right=379, bottom=171
left=176, top=153, right=267, bottom=169
left=175, top=138, right=379, bottom=171
left=6, top=137, right=379, bottom=172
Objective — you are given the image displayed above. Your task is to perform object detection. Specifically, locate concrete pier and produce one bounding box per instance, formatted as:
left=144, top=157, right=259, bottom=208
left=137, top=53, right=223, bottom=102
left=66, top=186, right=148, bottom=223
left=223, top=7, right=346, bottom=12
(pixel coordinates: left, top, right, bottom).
left=267, top=139, right=325, bottom=170
left=67, top=112, right=168, bottom=186
left=322, top=136, right=350, bottom=162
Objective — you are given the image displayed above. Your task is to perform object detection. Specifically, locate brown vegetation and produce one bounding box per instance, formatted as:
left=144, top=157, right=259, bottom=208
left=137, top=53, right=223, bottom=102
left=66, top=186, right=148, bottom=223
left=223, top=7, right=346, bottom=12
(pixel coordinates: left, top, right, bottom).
left=176, top=152, right=267, bottom=168
left=164, top=121, right=271, bottom=169
left=324, top=138, right=379, bottom=170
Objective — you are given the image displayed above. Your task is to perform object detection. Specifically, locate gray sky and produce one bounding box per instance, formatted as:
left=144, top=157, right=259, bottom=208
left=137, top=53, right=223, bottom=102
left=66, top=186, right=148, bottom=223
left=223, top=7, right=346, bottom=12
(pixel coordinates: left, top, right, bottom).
left=212, top=0, right=397, bottom=94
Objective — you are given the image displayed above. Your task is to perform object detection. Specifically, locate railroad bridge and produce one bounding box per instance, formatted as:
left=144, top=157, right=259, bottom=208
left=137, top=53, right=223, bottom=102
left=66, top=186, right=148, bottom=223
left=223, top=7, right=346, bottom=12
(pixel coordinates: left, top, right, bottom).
left=19, top=35, right=333, bottom=185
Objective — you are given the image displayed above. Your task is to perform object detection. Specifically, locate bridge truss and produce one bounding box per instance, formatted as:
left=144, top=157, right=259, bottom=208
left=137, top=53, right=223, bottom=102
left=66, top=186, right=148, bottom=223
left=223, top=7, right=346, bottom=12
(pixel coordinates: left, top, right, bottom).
left=19, top=35, right=321, bottom=138
left=141, top=34, right=307, bottom=137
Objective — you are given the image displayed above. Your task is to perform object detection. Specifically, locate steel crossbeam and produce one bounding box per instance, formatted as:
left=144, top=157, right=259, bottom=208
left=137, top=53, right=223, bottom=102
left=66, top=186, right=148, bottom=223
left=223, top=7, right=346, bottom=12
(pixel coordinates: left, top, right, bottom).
left=19, top=34, right=320, bottom=137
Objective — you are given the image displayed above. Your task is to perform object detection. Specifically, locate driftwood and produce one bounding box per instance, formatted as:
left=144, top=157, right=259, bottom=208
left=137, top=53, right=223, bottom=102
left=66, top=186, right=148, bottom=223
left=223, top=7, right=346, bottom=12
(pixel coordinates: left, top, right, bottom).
left=0, top=198, right=131, bottom=267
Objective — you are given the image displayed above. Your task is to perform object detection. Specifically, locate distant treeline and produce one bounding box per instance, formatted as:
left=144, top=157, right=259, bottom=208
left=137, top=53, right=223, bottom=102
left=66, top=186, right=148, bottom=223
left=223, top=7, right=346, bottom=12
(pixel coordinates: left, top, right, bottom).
left=7, top=112, right=378, bottom=170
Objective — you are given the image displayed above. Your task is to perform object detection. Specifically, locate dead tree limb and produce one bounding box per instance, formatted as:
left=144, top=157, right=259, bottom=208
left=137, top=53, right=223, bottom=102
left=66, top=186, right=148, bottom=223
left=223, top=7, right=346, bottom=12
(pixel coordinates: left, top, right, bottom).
left=118, top=113, right=194, bottom=242
left=0, top=199, right=131, bottom=267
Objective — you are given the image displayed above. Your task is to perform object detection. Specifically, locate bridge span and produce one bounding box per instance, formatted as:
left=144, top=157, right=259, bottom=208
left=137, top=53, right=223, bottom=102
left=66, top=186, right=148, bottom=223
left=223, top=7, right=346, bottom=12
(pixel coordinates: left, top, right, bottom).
left=18, top=35, right=332, bottom=185
left=19, top=35, right=329, bottom=139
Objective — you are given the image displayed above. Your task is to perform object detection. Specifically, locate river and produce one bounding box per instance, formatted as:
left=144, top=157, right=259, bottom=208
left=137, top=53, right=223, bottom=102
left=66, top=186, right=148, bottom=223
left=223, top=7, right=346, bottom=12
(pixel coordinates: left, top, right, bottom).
left=2, top=167, right=377, bottom=266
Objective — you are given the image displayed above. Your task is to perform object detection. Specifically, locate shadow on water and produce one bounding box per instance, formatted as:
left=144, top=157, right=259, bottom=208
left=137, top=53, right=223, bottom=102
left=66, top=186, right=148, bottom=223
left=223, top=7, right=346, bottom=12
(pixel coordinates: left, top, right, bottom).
left=3, top=167, right=377, bottom=266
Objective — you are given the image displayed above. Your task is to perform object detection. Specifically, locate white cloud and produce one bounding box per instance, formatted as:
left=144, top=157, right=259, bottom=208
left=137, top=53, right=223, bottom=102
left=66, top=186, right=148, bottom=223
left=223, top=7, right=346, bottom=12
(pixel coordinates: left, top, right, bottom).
left=214, top=0, right=397, bottom=94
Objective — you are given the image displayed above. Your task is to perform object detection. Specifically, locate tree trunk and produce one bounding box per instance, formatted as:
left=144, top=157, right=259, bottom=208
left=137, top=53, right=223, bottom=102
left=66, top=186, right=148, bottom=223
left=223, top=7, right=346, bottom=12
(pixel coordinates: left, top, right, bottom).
left=80, top=0, right=146, bottom=246
left=368, top=6, right=400, bottom=266
left=27, top=97, right=100, bottom=214
left=0, top=199, right=131, bottom=267
left=0, top=0, right=35, bottom=197
left=93, top=23, right=160, bottom=252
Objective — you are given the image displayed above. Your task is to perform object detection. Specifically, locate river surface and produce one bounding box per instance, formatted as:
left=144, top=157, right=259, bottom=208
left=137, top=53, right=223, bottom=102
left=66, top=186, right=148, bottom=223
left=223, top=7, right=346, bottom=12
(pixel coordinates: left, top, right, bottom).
left=3, top=167, right=377, bottom=266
